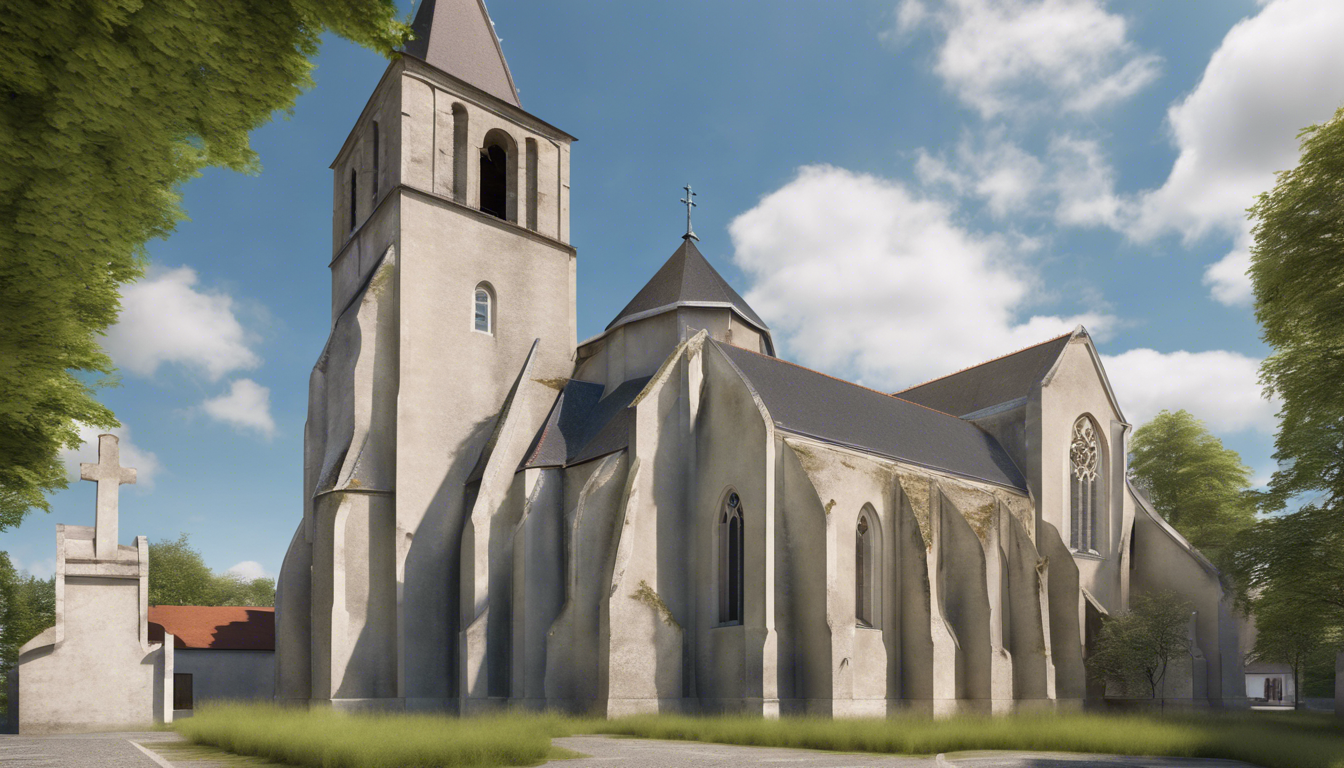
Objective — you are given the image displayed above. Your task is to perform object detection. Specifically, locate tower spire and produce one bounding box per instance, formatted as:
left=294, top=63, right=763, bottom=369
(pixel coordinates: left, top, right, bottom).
left=680, top=184, right=698, bottom=241
left=403, top=0, right=520, bottom=107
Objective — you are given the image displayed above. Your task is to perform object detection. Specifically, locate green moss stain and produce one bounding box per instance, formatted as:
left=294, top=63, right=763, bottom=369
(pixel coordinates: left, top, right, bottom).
left=533, top=376, right=569, bottom=391
left=631, top=580, right=680, bottom=629
left=824, top=499, right=836, bottom=515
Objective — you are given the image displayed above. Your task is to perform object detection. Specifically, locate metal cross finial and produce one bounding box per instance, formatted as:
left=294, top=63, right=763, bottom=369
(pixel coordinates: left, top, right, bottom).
left=680, top=184, right=699, bottom=241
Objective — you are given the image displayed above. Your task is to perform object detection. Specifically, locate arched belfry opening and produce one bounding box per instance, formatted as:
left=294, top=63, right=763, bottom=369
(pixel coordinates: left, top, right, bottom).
left=479, top=129, right=516, bottom=222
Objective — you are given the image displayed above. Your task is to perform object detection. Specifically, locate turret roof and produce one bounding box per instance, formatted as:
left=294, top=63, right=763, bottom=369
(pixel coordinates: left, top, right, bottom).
left=606, top=238, right=769, bottom=333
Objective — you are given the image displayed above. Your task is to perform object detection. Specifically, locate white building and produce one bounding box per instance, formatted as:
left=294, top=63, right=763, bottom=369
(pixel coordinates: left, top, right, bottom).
left=148, top=605, right=276, bottom=718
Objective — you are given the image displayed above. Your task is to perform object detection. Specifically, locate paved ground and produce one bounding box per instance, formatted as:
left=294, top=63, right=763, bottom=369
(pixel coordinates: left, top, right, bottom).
left=0, top=731, right=180, bottom=767
left=546, top=736, right=1261, bottom=768
left=0, top=732, right=1262, bottom=768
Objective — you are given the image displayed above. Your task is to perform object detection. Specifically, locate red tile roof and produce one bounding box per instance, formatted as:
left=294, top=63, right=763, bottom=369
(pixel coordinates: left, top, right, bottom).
left=147, top=606, right=275, bottom=651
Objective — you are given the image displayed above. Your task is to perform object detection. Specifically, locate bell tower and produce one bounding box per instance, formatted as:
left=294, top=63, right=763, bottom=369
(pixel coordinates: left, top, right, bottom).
left=275, top=0, right=577, bottom=711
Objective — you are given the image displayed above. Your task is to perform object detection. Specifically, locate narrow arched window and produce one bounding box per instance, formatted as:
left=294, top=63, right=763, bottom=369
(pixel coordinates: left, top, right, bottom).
left=1069, top=417, right=1103, bottom=552
left=371, top=121, right=380, bottom=199
left=473, top=285, right=493, bottom=334
left=349, top=169, right=357, bottom=232
left=719, top=491, right=744, bottom=625
left=856, top=511, right=875, bottom=627
left=451, top=104, right=469, bottom=202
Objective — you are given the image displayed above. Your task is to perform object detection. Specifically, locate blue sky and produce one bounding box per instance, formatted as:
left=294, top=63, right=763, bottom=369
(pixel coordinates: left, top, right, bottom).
left=7, top=0, right=1344, bottom=580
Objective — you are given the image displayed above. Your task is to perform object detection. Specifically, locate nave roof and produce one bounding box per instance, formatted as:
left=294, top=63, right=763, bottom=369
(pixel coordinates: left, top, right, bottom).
left=893, top=332, right=1075, bottom=418
left=715, top=341, right=1028, bottom=491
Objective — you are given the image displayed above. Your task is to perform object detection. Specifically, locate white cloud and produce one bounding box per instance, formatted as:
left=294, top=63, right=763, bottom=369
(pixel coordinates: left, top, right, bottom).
left=226, top=560, right=269, bottom=581
left=915, top=131, right=1045, bottom=217
left=730, top=165, right=1112, bottom=389
left=60, top=423, right=162, bottom=490
left=1203, top=243, right=1254, bottom=306
left=1049, top=135, right=1126, bottom=229
left=896, top=0, right=1160, bottom=118
left=202, top=379, right=277, bottom=439
left=103, top=266, right=262, bottom=381
left=1102, top=348, right=1276, bottom=434
left=1130, top=0, right=1344, bottom=249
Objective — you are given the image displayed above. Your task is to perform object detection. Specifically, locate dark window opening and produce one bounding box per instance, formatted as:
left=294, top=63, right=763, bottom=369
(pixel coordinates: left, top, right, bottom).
left=173, top=673, right=194, bottom=711
left=349, top=169, right=357, bottom=232
left=372, top=121, right=380, bottom=199
left=856, top=514, right=873, bottom=627
left=480, top=144, right=508, bottom=220
left=719, top=491, right=744, bottom=625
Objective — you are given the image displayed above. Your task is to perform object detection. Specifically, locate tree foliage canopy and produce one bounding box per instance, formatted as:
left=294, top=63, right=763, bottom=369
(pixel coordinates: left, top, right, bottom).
left=0, top=552, right=57, bottom=721
left=1249, top=105, right=1344, bottom=511
left=0, top=0, right=409, bottom=530
left=1128, top=410, right=1254, bottom=568
left=1086, top=590, right=1192, bottom=701
left=148, top=535, right=274, bottom=607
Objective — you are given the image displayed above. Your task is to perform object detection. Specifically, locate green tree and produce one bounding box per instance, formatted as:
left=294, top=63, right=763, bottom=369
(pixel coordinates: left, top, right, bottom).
left=1230, top=504, right=1344, bottom=627
left=1247, top=589, right=1327, bottom=709
left=0, top=0, right=410, bottom=531
left=1087, top=590, right=1192, bottom=706
left=0, top=553, right=56, bottom=724
left=148, top=535, right=274, bottom=607
left=1249, top=104, right=1344, bottom=513
left=1129, top=410, right=1255, bottom=568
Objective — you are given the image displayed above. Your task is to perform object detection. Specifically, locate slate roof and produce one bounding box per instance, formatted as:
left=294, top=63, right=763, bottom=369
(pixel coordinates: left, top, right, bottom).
left=147, top=606, right=275, bottom=651
left=403, top=0, right=521, bottom=107
left=606, top=239, right=769, bottom=332
left=520, top=377, right=652, bottom=470
left=715, top=341, right=1027, bottom=491
left=894, top=332, right=1074, bottom=417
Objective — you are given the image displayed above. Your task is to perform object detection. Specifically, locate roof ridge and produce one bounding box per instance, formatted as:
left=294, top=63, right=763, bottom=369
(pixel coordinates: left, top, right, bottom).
left=716, top=341, right=960, bottom=419
left=893, top=330, right=1075, bottom=395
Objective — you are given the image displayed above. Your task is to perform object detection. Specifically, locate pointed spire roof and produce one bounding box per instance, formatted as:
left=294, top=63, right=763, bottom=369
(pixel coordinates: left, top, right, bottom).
left=606, top=238, right=770, bottom=332
left=403, top=0, right=521, bottom=107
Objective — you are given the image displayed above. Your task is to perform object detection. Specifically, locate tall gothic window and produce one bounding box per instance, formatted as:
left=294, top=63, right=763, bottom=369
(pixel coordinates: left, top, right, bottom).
left=855, top=511, right=876, bottom=627
left=1070, top=416, right=1103, bottom=553
left=473, top=285, right=493, bottom=334
left=719, top=491, right=744, bottom=625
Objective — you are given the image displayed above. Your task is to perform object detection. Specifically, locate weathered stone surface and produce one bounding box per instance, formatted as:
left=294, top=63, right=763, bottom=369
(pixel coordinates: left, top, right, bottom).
left=17, top=436, right=171, bottom=733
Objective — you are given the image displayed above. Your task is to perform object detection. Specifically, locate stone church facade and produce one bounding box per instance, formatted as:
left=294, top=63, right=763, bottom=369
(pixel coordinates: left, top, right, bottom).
left=274, top=0, right=1244, bottom=716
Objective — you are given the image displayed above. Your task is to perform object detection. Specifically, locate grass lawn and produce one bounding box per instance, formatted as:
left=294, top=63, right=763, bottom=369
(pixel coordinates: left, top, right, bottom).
left=177, top=703, right=1344, bottom=768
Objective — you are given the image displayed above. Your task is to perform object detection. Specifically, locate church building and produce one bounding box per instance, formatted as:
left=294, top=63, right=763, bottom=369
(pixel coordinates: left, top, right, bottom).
left=274, top=0, right=1244, bottom=716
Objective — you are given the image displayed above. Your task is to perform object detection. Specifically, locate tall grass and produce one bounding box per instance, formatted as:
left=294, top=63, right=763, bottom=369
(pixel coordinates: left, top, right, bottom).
left=584, top=712, right=1344, bottom=768
left=176, top=703, right=565, bottom=768
left=179, top=704, right=1344, bottom=768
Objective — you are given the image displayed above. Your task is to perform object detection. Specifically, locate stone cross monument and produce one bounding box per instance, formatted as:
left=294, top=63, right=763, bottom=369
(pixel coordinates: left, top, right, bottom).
left=13, top=432, right=172, bottom=733
left=81, top=434, right=137, bottom=560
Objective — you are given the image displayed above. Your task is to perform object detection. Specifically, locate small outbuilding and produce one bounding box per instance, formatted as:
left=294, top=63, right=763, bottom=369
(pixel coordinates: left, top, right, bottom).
left=148, top=606, right=275, bottom=718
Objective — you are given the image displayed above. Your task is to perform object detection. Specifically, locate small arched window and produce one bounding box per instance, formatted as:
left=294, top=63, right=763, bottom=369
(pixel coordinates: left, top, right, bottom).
left=473, top=285, right=493, bottom=334
left=856, top=511, right=876, bottom=627
left=1069, top=416, right=1103, bottom=553
left=718, top=491, right=744, bottom=625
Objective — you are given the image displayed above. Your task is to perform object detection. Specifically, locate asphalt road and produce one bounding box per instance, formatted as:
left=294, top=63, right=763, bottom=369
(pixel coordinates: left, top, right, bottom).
left=546, top=736, right=1262, bottom=768
left=0, top=731, right=1262, bottom=768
